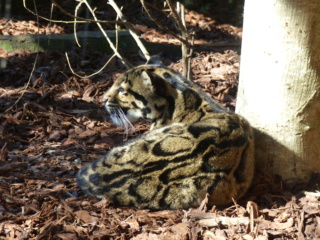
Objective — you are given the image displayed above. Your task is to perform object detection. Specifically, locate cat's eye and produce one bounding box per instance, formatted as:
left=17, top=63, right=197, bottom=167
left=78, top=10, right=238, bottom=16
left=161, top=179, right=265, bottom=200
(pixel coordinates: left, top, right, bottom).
left=117, top=87, right=125, bottom=93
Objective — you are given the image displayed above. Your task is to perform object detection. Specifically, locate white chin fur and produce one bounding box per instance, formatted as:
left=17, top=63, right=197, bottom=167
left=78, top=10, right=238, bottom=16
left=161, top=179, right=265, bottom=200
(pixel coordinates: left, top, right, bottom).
left=126, top=110, right=142, bottom=122
left=108, top=108, right=136, bottom=137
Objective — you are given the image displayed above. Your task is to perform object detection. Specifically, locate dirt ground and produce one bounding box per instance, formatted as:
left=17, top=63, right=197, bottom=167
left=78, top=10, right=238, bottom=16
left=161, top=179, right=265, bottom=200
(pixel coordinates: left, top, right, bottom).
left=1, top=1, right=320, bottom=239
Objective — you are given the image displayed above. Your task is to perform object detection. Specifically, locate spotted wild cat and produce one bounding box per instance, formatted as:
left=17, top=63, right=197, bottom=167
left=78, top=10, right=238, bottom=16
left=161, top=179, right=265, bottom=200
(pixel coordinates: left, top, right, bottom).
left=76, top=62, right=254, bottom=209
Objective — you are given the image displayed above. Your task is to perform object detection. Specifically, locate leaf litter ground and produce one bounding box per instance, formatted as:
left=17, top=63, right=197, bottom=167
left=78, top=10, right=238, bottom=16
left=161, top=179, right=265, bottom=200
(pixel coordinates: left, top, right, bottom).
left=1, top=5, right=320, bottom=240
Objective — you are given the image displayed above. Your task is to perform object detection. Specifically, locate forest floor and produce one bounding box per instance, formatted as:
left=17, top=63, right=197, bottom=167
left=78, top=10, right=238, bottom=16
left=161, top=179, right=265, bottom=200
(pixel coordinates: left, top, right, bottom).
left=0, top=1, right=320, bottom=239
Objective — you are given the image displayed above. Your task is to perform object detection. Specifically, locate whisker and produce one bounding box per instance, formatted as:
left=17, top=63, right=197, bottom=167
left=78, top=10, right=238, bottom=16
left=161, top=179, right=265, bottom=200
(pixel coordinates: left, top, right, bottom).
left=110, top=108, right=135, bottom=140
left=118, top=109, right=135, bottom=139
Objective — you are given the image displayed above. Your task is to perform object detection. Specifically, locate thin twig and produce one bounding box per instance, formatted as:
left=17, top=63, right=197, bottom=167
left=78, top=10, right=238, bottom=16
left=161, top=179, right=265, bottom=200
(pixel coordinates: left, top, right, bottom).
left=65, top=53, right=117, bottom=78
left=81, top=0, right=131, bottom=68
left=297, top=211, right=305, bottom=239
left=51, top=0, right=125, bottom=25
left=304, top=191, right=320, bottom=197
left=74, top=1, right=85, bottom=47
left=115, top=8, right=120, bottom=50
left=199, top=216, right=250, bottom=227
left=66, top=2, right=122, bottom=77
left=6, top=0, right=40, bottom=112
left=187, top=31, right=195, bottom=80
left=165, top=0, right=187, bottom=33
left=168, top=1, right=192, bottom=79
left=141, top=0, right=193, bottom=78
left=140, top=0, right=188, bottom=45
left=178, top=2, right=189, bottom=78
left=108, top=0, right=150, bottom=61
left=23, top=0, right=126, bottom=25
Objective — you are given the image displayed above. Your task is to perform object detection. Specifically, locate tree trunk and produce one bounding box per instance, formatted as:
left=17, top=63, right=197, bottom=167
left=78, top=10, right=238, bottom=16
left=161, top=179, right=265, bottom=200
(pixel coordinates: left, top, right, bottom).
left=236, top=0, right=320, bottom=180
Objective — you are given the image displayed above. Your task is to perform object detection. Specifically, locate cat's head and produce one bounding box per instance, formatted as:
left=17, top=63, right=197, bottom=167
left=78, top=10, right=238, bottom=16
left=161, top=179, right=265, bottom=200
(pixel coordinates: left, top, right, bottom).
left=102, top=66, right=170, bottom=129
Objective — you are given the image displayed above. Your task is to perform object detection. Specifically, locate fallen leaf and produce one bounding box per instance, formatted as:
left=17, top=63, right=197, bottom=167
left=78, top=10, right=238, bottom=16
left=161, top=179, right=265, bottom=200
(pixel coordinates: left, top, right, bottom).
left=75, top=210, right=98, bottom=225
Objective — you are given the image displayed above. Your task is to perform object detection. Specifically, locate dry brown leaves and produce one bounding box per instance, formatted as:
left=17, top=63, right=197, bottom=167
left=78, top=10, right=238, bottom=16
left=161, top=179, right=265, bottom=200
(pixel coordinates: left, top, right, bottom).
left=136, top=9, right=242, bottom=45
left=0, top=18, right=65, bottom=36
left=0, top=177, right=319, bottom=239
left=168, top=50, right=240, bottom=111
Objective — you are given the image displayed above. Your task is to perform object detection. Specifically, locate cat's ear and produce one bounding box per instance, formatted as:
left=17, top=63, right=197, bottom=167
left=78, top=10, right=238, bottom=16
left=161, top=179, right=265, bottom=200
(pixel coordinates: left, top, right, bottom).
left=140, top=70, right=153, bottom=87
left=146, top=54, right=163, bottom=66
left=140, top=71, right=167, bottom=96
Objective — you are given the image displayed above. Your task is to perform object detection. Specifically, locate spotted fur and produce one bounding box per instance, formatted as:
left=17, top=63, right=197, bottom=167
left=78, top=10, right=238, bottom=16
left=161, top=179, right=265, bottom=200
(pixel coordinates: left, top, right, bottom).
left=76, top=64, right=254, bottom=209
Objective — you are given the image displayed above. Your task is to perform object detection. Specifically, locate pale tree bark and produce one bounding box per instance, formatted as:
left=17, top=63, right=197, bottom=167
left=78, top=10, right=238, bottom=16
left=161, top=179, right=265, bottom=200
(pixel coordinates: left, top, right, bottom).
left=236, top=0, right=320, bottom=180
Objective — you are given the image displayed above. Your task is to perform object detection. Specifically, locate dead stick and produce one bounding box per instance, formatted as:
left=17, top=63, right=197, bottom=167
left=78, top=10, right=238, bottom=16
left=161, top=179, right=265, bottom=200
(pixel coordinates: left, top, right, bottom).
left=199, top=216, right=250, bottom=227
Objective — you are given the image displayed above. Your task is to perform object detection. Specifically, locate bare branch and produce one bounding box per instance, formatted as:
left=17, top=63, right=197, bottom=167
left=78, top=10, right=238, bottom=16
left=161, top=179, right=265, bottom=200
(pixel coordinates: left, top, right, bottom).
left=66, top=1, right=129, bottom=76
left=199, top=216, right=250, bottom=227
left=165, top=0, right=187, bottom=33
left=81, top=0, right=131, bottom=68
left=74, top=1, right=85, bottom=47
left=7, top=0, right=40, bottom=112
left=65, top=53, right=117, bottom=78
left=140, top=0, right=188, bottom=45
left=23, top=0, right=126, bottom=25
left=108, top=0, right=150, bottom=61
left=140, top=1, right=193, bottom=78
left=166, top=1, right=193, bottom=79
